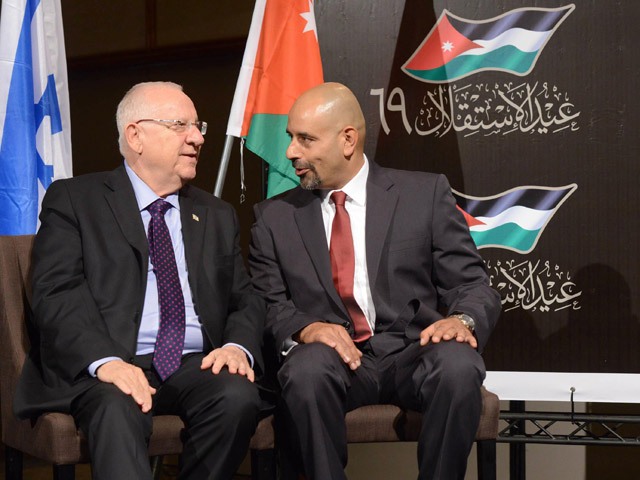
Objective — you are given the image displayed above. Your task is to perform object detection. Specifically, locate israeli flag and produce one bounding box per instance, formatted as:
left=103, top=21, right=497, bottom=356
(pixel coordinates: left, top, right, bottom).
left=0, top=0, right=72, bottom=235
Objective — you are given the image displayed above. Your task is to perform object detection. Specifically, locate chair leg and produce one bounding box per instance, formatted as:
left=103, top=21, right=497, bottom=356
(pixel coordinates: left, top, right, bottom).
left=151, top=455, right=164, bottom=480
left=53, top=464, right=75, bottom=480
left=476, top=439, right=497, bottom=480
left=250, top=448, right=276, bottom=480
left=5, top=446, right=23, bottom=480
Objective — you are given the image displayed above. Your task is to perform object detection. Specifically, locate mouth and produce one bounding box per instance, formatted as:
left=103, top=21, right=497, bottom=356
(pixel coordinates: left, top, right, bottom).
left=181, top=152, right=198, bottom=161
left=293, top=161, right=312, bottom=177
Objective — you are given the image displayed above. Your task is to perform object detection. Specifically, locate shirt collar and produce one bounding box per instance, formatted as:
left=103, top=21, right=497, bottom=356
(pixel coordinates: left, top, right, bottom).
left=323, top=155, right=369, bottom=207
left=124, top=161, right=180, bottom=212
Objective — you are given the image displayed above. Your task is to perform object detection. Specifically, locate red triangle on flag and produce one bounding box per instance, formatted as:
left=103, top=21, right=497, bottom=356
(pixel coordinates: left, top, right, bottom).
left=456, top=205, right=486, bottom=227
left=404, top=13, right=482, bottom=71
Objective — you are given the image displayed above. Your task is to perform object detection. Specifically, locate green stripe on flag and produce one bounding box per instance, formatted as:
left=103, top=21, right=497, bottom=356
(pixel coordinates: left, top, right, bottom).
left=470, top=223, right=540, bottom=253
left=246, top=113, right=299, bottom=197
left=406, top=46, right=537, bottom=82
left=266, top=168, right=299, bottom=198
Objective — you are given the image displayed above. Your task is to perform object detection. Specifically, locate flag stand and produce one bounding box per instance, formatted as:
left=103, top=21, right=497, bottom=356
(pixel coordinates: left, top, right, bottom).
left=214, top=135, right=235, bottom=198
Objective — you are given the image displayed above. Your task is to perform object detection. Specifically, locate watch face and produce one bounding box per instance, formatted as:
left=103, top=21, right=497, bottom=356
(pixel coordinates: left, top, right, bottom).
left=454, top=313, right=475, bottom=331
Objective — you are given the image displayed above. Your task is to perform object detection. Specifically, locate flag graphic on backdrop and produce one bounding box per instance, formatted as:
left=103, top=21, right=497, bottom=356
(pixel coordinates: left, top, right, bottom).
left=403, top=4, right=575, bottom=83
left=0, top=0, right=72, bottom=235
left=226, top=0, right=323, bottom=198
left=453, top=184, right=577, bottom=254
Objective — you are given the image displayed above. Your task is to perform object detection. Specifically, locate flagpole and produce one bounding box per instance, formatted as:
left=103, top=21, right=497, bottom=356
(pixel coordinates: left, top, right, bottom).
left=214, top=134, right=235, bottom=198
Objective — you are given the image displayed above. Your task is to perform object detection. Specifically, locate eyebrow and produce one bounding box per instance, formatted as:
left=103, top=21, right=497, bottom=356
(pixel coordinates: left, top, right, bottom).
left=288, top=130, right=314, bottom=139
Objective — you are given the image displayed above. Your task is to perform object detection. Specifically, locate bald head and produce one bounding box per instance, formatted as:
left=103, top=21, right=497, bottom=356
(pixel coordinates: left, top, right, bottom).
left=290, top=82, right=366, bottom=152
left=286, top=83, right=367, bottom=190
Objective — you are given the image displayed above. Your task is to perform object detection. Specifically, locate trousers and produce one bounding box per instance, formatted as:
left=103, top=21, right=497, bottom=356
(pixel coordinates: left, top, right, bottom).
left=277, top=335, right=485, bottom=480
left=71, top=353, right=261, bottom=480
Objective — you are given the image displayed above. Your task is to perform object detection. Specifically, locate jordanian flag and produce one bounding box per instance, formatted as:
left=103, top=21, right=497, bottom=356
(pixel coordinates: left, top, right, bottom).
left=403, top=5, right=575, bottom=83
left=453, top=184, right=577, bottom=254
left=226, top=0, right=323, bottom=197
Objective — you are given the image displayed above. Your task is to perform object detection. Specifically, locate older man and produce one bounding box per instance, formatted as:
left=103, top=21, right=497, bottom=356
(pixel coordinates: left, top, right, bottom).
left=15, top=81, right=265, bottom=480
left=249, top=82, right=501, bottom=479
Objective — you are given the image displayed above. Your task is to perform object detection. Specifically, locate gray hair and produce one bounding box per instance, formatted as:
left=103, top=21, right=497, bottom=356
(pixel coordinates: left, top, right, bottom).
left=115, top=81, right=183, bottom=155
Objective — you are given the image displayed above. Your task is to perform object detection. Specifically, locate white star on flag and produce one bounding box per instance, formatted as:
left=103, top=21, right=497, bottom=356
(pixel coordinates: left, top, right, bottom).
left=442, top=40, right=454, bottom=52
left=300, top=0, right=318, bottom=41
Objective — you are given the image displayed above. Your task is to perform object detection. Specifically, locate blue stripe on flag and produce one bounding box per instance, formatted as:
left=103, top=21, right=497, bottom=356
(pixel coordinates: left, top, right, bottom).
left=0, top=0, right=69, bottom=235
left=0, top=1, right=39, bottom=234
left=35, top=75, right=61, bottom=188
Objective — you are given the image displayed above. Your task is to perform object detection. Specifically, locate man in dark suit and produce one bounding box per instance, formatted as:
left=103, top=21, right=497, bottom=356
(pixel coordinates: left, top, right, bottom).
left=14, top=81, right=265, bottom=480
left=249, top=82, right=501, bottom=480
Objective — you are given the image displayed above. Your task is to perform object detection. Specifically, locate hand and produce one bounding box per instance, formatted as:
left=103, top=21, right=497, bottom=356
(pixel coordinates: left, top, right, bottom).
left=96, top=360, right=156, bottom=413
left=201, top=345, right=255, bottom=382
left=296, top=322, right=363, bottom=370
left=420, top=317, right=478, bottom=349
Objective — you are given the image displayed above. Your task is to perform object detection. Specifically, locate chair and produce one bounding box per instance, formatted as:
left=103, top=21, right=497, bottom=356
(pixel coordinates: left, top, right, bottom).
left=1, top=235, right=499, bottom=480
left=0, top=235, right=186, bottom=480
left=341, top=390, right=499, bottom=480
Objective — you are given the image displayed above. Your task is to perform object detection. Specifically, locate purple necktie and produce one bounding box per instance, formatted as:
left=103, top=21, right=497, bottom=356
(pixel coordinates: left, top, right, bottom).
left=147, top=199, right=185, bottom=381
left=330, top=191, right=372, bottom=342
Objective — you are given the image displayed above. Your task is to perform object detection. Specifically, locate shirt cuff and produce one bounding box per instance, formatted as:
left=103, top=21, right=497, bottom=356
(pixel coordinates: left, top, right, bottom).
left=281, top=337, right=298, bottom=356
left=222, top=343, right=254, bottom=368
left=88, top=357, right=123, bottom=377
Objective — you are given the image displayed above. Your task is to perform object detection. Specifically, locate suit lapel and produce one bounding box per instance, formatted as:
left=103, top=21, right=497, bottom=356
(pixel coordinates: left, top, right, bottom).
left=179, top=187, right=207, bottom=294
left=104, top=167, right=148, bottom=258
left=293, top=192, right=346, bottom=314
left=366, top=164, right=398, bottom=290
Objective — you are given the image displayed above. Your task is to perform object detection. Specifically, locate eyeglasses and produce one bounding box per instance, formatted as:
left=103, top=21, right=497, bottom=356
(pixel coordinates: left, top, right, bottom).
left=135, top=118, right=207, bottom=135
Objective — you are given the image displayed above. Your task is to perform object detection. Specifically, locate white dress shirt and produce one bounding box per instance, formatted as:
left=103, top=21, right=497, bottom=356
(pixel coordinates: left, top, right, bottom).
left=321, top=156, right=376, bottom=333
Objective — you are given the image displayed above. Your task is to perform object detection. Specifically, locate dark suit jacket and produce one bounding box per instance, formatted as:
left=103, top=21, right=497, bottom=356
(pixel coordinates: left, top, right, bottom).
left=249, top=162, right=500, bottom=359
left=15, top=165, right=265, bottom=419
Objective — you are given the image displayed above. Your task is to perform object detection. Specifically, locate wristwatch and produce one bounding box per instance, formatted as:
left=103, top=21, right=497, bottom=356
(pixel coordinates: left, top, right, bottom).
left=451, top=312, right=475, bottom=333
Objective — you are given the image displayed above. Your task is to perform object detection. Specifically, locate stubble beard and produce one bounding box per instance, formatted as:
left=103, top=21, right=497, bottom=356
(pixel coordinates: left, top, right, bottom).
left=294, top=161, right=322, bottom=190
left=300, top=172, right=321, bottom=190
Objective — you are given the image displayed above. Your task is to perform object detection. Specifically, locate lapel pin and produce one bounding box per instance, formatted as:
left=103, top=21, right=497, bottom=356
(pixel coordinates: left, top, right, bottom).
left=192, top=214, right=199, bottom=222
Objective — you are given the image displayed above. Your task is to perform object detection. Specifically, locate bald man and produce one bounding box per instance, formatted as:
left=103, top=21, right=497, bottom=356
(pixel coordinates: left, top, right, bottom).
left=15, top=82, right=265, bottom=480
left=249, top=83, right=501, bottom=480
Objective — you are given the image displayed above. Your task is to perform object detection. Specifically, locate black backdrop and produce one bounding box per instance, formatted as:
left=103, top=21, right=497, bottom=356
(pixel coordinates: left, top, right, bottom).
left=315, top=0, right=640, bottom=376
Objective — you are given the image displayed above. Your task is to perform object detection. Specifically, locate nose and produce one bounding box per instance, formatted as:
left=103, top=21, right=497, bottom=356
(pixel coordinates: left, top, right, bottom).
left=286, top=139, right=298, bottom=160
left=186, top=125, right=205, bottom=147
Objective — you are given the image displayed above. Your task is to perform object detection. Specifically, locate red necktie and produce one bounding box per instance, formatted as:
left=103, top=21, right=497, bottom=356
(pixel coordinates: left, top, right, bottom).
left=147, top=199, right=186, bottom=381
left=329, top=191, right=372, bottom=342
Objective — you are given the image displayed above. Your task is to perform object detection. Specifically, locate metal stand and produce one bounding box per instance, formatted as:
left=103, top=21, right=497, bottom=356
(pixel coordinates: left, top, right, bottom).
left=507, top=401, right=526, bottom=480
left=499, top=403, right=640, bottom=480
left=500, top=411, right=640, bottom=446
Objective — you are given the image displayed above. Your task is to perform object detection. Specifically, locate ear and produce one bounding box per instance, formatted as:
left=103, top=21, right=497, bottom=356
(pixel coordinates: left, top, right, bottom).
left=342, top=126, right=358, bottom=157
left=125, top=123, right=143, bottom=154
